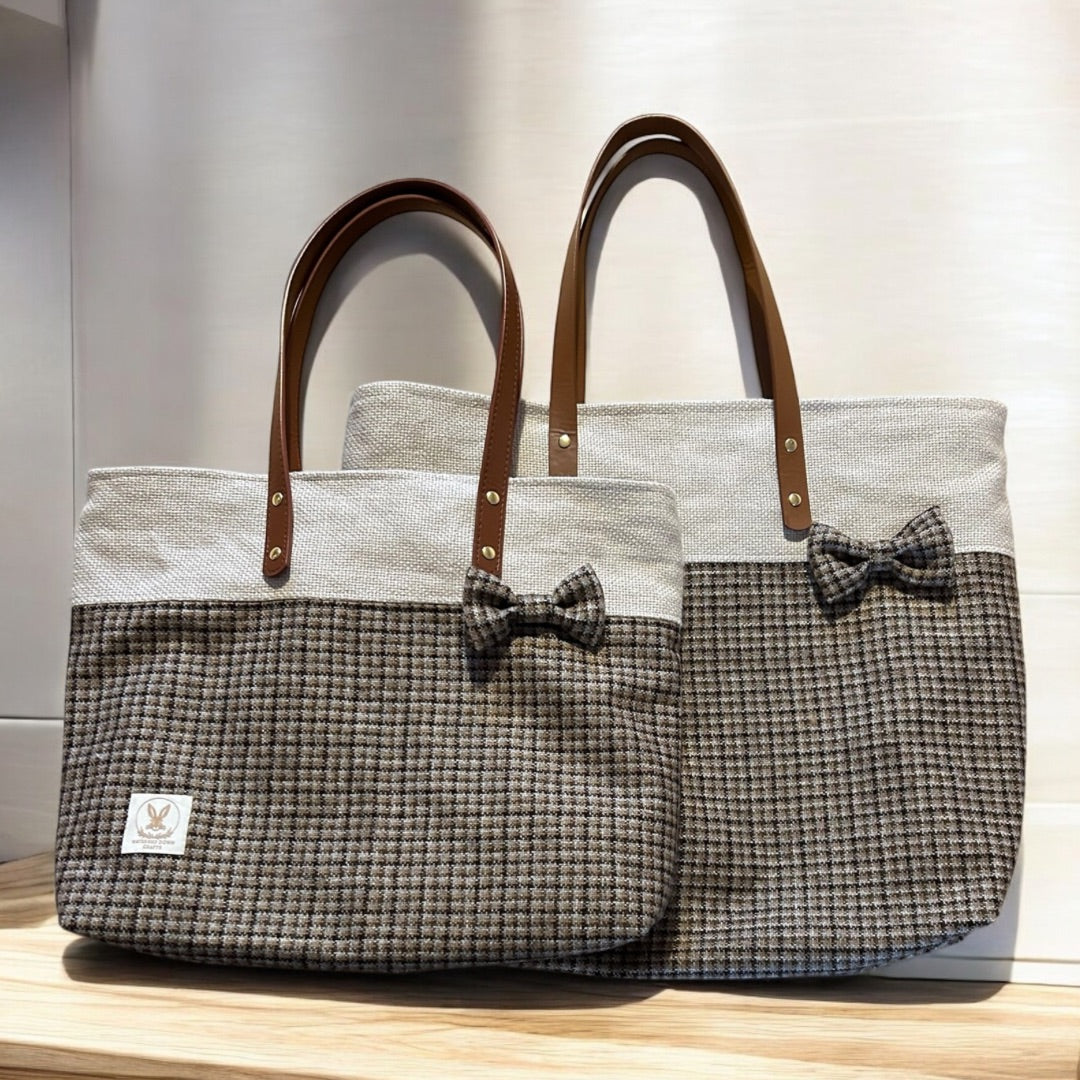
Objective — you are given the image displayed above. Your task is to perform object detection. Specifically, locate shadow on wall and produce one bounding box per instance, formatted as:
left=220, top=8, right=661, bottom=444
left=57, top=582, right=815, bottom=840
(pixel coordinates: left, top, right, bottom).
left=583, top=153, right=765, bottom=401
left=67, top=0, right=487, bottom=475
left=299, top=212, right=503, bottom=465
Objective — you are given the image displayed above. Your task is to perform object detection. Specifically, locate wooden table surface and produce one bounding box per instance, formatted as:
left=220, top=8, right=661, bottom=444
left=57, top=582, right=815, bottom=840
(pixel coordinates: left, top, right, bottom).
left=1, top=854, right=1077, bottom=1080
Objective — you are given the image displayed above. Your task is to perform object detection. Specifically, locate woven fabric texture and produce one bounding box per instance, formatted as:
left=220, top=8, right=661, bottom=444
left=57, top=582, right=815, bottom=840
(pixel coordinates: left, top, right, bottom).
left=72, top=468, right=682, bottom=624
left=56, top=598, right=681, bottom=972
left=462, top=564, right=606, bottom=653
left=341, top=382, right=1014, bottom=562
left=339, top=384, right=1024, bottom=977
left=523, top=552, right=1024, bottom=978
left=807, top=506, right=956, bottom=605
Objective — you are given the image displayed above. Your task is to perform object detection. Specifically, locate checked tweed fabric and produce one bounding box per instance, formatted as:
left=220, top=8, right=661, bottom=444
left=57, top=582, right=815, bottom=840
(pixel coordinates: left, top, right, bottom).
left=55, top=598, right=681, bottom=972
left=807, top=506, right=956, bottom=605
left=462, top=564, right=606, bottom=653
left=529, top=552, right=1025, bottom=979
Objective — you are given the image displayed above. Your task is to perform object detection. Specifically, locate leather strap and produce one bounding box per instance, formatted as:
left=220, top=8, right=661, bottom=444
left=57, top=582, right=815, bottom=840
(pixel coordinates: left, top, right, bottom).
left=547, top=115, right=811, bottom=532
left=264, top=179, right=523, bottom=577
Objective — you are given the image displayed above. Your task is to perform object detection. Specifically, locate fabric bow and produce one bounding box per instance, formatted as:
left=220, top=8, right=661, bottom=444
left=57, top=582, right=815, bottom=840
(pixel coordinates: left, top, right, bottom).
left=462, top=564, right=606, bottom=654
left=807, top=506, right=955, bottom=605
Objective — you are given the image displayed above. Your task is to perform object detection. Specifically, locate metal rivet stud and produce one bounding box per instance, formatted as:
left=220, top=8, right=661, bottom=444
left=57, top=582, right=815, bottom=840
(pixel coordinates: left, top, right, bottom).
left=481, top=545, right=496, bottom=561
left=485, top=490, right=500, bottom=505
left=558, top=433, right=571, bottom=448
left=268, top=546, right=282, bottom=561
left=784, top=438, right=798, bottom=453
left=271, top=491, right=284, bottom=506
left=787, top=493, right=803, bottom=507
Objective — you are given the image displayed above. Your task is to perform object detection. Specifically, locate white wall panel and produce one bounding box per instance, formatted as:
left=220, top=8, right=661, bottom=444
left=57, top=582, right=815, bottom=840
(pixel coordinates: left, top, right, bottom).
left=68, top=0, right=509, bottom=478
left=0, top=0, right=64, bottom=26
left=2, top=0, right=1073, bottom=979
left=0, top=720, right=61, bottom=861
left=1021, top=596, right=1080, bottom=805
left=0, top=9, right=72, bottom=719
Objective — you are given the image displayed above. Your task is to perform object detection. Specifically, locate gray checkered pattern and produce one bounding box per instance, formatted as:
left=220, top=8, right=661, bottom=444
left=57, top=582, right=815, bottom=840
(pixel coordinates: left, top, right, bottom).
left=462, top=565, right=606, bottom=654
left=55, top=598, right=681, bottom=972
left=339, top=383, right=1025, bottom=977
left=526, top=552, right=1024, bottom=978
left=807, top=506, right=956, bottom=605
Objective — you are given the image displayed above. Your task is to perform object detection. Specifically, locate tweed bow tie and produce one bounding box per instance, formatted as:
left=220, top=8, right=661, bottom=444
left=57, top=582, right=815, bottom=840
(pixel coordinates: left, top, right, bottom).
left=807, top=506, right=955, bottom=605
left=462, top=564, right=606, bottom=653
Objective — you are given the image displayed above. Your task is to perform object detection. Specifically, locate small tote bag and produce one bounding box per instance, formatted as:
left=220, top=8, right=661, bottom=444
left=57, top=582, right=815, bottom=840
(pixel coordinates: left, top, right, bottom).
left=54, top=180, right=686, bottom=972
left=339, top=121, right=1026, bottom=978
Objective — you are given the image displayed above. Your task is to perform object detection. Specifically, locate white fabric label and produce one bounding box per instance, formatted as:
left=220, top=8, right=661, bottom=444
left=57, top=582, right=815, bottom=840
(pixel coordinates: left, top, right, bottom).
left=120, top=793, right=193, bottom=856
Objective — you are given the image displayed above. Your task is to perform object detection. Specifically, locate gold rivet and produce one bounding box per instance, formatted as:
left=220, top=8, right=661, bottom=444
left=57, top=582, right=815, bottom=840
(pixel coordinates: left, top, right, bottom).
left=784, top=438, right=798, bottom=453
left=271, top=491, right=284, bottom=506
left=268, top=546, right=282, bottom=561
left=481, top=545, right=496, bottom=561
left=485, top=490, right=500, bottom=505
left=558, top=433, right=571, bottom=449
left=787, top=493, right=803, bottom=507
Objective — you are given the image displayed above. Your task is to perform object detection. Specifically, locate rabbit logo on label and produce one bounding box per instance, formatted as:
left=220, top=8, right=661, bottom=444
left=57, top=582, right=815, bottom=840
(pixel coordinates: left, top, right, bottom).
left=136, top=798, right=178, bottom=840
left=121, top=792, right=193, bottom=856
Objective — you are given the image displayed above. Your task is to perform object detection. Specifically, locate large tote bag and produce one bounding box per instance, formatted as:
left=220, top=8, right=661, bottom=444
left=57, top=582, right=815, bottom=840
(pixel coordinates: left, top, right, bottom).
left=54, top=179, right=686, bottom=972
left=340, top=121, right=1026, bottom=978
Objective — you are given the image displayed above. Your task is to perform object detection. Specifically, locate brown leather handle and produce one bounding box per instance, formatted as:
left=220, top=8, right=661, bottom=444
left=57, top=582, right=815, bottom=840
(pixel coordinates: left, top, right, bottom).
left=264, top=179, right=523, bottom=578
left=547, top=115, right=811, bottom=532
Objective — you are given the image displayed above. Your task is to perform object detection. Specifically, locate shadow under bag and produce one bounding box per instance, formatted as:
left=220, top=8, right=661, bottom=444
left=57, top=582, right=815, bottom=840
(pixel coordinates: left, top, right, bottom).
left=339, top=118, right=1026, bottom=978
left=55, top=180, right=685, bottom=971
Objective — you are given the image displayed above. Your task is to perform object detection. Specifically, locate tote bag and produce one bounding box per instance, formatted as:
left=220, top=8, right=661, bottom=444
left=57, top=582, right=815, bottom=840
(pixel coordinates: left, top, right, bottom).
left=339, top=121, right=1026, bottom=978
left=54, top=179, right=686, bottom=972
